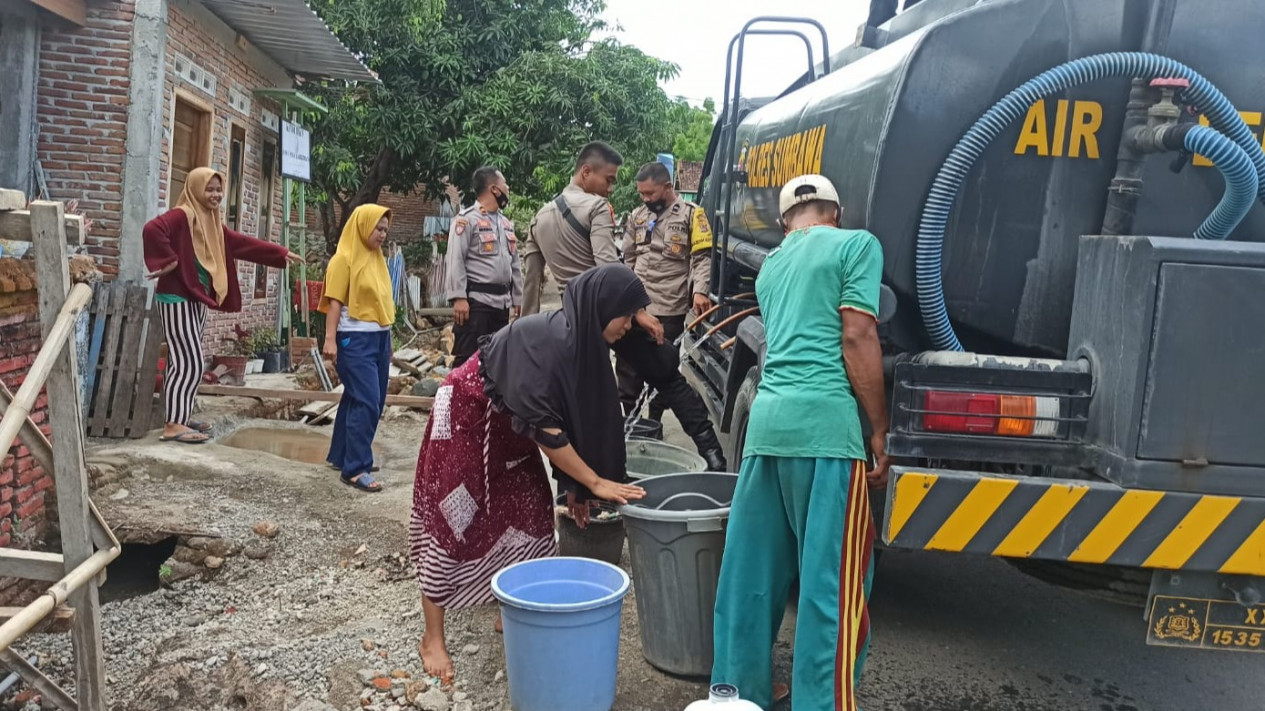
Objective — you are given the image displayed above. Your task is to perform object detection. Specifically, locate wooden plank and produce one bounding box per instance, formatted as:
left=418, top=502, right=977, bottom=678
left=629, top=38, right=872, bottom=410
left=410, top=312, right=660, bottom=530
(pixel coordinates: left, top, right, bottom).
left=0, top=549, right=65, bottom=582
left=26, top=0, right=87, bottom=25
left=104, top=287, right=146, bottom=437
left=0, top=606, right=75, bottom=633
left=0, top=211, right=85, bottom=245
left=127, top=296, right=163, bottom=438
left=298, top=385, right=341, bottom=418
left=84, top=286, right=108, bottom=413
left=31, top=201, right=105, bottom=711
left=0, top=190, right=25, bottom=211
left=0, top=649, right=79, bottom=710
left=392, top=357, right=425, bottom=377
left=88, top=285, right=125, bottom=438
left=197, top=384, right=434, bottom=409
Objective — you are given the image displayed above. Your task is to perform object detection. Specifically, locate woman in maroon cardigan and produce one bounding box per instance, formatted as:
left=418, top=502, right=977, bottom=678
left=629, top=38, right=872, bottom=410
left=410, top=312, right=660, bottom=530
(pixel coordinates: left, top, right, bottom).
left=143, top=167, right=299, bottom=444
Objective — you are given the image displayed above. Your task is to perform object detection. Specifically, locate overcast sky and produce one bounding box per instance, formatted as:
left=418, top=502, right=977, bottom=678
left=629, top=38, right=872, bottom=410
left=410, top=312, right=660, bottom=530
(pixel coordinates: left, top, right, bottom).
left=598, top=0, right=871, bottom=106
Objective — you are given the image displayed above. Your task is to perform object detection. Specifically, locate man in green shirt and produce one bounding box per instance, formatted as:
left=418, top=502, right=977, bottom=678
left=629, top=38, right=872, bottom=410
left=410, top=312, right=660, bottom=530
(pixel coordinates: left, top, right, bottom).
left=711, top=174, right=890, bottom=711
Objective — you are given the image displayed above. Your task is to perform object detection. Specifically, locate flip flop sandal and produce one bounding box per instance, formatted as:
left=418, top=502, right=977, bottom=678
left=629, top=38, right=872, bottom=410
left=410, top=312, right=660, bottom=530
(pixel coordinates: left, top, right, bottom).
left=159, top=431, right=209, bottom=445
left=342, top=472, right=383, bottom=493
left=328, top=462, right=381, bottom=473
left=188, top=420, right=213, bottom=433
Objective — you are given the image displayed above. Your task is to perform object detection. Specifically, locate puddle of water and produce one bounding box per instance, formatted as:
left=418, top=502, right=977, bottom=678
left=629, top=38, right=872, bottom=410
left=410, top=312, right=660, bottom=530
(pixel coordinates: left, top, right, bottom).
left=219, top=427, right=382, bottom=466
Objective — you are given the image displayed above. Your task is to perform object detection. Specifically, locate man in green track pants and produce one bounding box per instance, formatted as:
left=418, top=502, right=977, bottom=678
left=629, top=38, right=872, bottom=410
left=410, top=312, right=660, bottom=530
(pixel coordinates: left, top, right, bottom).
left=711, top=174, right=891, bottom=711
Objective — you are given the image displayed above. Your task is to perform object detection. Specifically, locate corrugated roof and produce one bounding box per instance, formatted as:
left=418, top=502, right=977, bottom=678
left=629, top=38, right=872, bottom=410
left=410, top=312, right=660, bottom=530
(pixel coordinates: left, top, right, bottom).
left=198, top=0, right=377, bottom=83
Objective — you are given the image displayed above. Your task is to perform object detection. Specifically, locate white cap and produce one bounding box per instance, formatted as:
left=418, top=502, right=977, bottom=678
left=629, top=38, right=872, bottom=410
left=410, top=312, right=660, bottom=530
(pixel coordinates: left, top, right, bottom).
left=779, top=174, right=840, bottom=217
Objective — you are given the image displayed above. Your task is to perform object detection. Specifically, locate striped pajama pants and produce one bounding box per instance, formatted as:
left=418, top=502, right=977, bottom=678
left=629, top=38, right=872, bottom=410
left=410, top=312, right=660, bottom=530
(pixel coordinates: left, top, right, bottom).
left=712, top=456, right=876, bottom=710
left=158, top=301, right=207, bottom=427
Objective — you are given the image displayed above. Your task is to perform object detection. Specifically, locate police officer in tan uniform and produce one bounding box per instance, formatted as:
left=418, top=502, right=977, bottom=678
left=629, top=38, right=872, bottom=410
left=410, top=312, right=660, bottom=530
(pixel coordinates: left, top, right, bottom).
left=617, top=161, right=726, bottom=471
left=521, top=141, right=624, bottom=315
left=445, top=166, right=521, bottom=367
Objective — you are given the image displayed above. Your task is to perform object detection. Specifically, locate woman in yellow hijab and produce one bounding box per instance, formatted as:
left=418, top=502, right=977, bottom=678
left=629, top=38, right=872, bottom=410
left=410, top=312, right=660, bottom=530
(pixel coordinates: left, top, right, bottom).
left=320, top=204, right=395, bottom=492
left=143, top=167, right=299, bottom=445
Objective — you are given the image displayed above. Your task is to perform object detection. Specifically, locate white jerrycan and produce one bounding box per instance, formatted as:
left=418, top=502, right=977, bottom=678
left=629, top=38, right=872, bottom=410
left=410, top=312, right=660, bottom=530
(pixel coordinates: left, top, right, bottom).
left=685, top=684, right=763, bottom=710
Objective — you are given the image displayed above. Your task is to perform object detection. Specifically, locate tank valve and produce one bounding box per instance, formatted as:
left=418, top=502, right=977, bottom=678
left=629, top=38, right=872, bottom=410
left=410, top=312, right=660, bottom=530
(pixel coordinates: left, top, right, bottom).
left=1148, top=77, right=1191, bottom=126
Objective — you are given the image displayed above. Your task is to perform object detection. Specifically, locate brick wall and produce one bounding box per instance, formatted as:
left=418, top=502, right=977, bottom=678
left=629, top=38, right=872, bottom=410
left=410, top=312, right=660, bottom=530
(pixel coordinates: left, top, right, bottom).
left=0, top=259, right=57, bottom=607
left=35, top=0, right=135, bottom=276
left=306, top=186, right=459, bottom=255
left=162, top=4, right=288, bottom=353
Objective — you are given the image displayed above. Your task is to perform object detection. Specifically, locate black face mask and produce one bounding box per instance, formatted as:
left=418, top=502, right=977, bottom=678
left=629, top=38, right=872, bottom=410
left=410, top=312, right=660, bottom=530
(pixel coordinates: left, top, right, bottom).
left=644, top=198, right=668, bottom=214
left=493, top=189, right=510, bottom=210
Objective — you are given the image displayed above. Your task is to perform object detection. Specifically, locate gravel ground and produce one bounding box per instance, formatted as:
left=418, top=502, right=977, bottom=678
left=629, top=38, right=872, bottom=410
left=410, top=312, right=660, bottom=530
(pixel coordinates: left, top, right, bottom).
left=2, top=399, right=743, bottom=711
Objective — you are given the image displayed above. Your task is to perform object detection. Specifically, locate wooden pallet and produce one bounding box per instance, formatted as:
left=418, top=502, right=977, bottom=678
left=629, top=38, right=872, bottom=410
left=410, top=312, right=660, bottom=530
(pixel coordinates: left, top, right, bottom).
left=85, top=283, right=162, bottom=438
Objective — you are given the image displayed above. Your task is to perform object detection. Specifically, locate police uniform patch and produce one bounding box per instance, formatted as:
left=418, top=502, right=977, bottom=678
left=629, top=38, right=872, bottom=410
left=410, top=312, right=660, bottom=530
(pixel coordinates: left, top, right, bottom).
left=477, top=218, right=493, bottom=230
left=671, top=203, right=681, bottom=214
left=454, top=220, right=467, bottom=237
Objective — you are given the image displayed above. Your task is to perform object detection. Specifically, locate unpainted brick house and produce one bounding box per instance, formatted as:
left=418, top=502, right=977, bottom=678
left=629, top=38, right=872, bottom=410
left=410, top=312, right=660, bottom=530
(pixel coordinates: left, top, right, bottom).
left=0, top=0, right=371, bottom=569
left=1, top=0, right=374, bottom=350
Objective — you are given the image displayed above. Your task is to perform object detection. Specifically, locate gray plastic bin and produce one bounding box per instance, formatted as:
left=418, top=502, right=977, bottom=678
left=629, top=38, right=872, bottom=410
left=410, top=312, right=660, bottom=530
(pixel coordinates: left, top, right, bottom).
left=620, top=472, right=738, bottom=677
left=626, top=438, right=706, bottom=480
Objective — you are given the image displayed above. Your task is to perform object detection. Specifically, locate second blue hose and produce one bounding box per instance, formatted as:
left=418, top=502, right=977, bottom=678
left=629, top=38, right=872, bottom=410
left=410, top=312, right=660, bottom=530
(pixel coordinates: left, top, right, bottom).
left=917, top=51, right=1265, bottom=352
left=1183, top=126, right=1260, bottom=240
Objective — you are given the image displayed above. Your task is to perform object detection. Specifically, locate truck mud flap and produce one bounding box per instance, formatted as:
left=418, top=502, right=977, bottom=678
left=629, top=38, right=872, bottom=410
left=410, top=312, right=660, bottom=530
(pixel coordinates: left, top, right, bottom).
left=883, top=467, right=1265, bottom=576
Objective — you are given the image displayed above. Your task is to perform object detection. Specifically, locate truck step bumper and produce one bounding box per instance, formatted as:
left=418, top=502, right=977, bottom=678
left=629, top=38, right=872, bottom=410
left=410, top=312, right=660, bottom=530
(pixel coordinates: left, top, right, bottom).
left=883, top=467, right=1265, bottom=575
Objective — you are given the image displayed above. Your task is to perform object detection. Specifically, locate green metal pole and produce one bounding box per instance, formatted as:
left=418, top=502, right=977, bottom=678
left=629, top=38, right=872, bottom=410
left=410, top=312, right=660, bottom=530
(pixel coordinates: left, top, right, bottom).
left=296, top=113, right=309, bottom=339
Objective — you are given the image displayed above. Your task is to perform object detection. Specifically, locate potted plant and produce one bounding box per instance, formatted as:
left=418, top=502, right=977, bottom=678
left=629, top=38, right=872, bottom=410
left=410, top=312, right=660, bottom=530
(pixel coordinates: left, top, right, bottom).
left=247, top=327, right=283, bottom=374
left=213, top=336, right=252, bottom=384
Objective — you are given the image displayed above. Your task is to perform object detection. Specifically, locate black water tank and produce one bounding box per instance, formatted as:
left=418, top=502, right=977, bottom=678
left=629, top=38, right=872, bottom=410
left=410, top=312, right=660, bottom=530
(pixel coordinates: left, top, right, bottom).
left=708, top=0, right=1265, bottom=356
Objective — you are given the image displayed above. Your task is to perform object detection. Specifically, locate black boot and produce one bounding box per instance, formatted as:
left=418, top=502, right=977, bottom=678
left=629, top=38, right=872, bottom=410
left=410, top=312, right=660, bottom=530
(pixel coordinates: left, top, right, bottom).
left=701, top=447, right=727, bottom=472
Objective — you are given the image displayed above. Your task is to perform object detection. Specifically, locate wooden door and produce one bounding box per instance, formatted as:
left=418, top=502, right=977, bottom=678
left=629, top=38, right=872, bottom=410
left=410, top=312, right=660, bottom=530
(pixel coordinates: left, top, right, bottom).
left=169, top=97, right=210, bottom=208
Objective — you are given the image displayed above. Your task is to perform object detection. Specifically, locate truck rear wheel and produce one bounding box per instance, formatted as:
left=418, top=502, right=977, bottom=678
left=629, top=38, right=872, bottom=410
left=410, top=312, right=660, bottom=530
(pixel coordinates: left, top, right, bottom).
left=1005, top=559, right=1150, bottom=607
left=727, top=368, right=760, bottom=473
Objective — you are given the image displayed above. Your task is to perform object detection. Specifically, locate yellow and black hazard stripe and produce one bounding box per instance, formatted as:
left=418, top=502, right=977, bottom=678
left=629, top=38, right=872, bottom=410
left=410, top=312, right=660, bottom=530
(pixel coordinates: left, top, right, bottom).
left=882, top=468, right=1265, bottom=576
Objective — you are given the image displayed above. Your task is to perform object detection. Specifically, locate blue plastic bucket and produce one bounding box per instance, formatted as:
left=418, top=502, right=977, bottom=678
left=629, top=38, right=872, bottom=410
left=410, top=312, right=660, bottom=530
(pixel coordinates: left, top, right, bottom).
left=491, top=557, right=630, bottom=711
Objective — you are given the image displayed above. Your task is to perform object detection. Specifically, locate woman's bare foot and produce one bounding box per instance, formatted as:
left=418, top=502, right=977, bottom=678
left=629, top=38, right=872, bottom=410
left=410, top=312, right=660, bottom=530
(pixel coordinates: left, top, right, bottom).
left=419, top=632, right=455, bottom=685
left=160, top=424, right=209, bottom=444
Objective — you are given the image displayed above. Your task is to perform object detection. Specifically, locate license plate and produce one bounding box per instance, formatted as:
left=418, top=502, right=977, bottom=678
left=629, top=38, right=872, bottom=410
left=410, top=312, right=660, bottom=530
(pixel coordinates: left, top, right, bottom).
left=1147, top=595, right=1265, bottom=652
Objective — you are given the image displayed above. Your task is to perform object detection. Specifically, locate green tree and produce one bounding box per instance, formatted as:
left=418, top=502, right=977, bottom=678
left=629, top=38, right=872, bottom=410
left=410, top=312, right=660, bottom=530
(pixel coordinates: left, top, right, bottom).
left=669, top=98, right=716, bottom=163
left=306, top=0, right=677, bottom=249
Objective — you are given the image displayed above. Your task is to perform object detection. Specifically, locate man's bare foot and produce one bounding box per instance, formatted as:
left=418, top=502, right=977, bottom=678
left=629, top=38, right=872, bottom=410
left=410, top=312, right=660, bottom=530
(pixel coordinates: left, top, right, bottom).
left=773, top=682, right=790, bottom=703
left=419, top=633, right=455, bottom=684
left=494, top=613, right=503, bottom=634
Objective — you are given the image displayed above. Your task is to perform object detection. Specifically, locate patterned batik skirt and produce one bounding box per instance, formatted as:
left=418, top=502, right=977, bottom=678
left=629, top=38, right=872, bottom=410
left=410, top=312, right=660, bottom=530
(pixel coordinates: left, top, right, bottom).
left=408, top=352, right=557, bottom=608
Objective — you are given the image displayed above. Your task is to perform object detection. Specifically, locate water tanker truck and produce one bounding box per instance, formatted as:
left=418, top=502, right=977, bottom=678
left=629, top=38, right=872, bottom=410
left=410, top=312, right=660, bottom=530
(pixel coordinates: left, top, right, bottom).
left=682, top=0, right=1265, bottom=651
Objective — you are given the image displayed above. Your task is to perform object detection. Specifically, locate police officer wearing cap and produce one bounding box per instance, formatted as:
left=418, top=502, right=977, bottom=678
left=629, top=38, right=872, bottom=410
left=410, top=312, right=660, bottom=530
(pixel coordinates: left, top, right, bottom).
left=618, top=161, right=725, bottom=470
left=445, top=166, right=521, bottom=367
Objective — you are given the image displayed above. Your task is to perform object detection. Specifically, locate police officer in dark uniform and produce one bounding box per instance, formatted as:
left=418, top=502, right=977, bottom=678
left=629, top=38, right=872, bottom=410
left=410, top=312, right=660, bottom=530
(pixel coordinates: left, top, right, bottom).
left=445, top=166, right=521, bottom=367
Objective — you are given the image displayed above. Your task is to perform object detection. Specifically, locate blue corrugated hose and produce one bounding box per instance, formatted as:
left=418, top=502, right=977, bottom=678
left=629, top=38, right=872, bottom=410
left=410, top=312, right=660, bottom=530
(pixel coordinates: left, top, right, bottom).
left=916, top=52, right=1265, bottom=352
left=1183, top=125, right=1260, bottom=240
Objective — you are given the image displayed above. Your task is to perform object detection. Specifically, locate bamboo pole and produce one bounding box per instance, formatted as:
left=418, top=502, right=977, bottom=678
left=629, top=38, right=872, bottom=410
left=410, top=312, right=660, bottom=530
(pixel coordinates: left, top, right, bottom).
left=0, top=547, right=118, bottom=653
left=0, top=282, right=91, bottom=461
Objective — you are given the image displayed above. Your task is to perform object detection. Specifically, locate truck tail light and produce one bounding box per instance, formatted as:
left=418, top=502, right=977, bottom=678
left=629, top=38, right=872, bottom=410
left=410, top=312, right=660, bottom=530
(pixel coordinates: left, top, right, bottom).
left=922, top=391, right=1061, bottom=438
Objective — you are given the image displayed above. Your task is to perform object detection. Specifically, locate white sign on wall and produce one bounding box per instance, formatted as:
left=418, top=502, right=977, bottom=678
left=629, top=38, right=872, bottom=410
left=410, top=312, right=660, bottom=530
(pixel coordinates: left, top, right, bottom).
left=280, top=120, right=311, bottom=182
